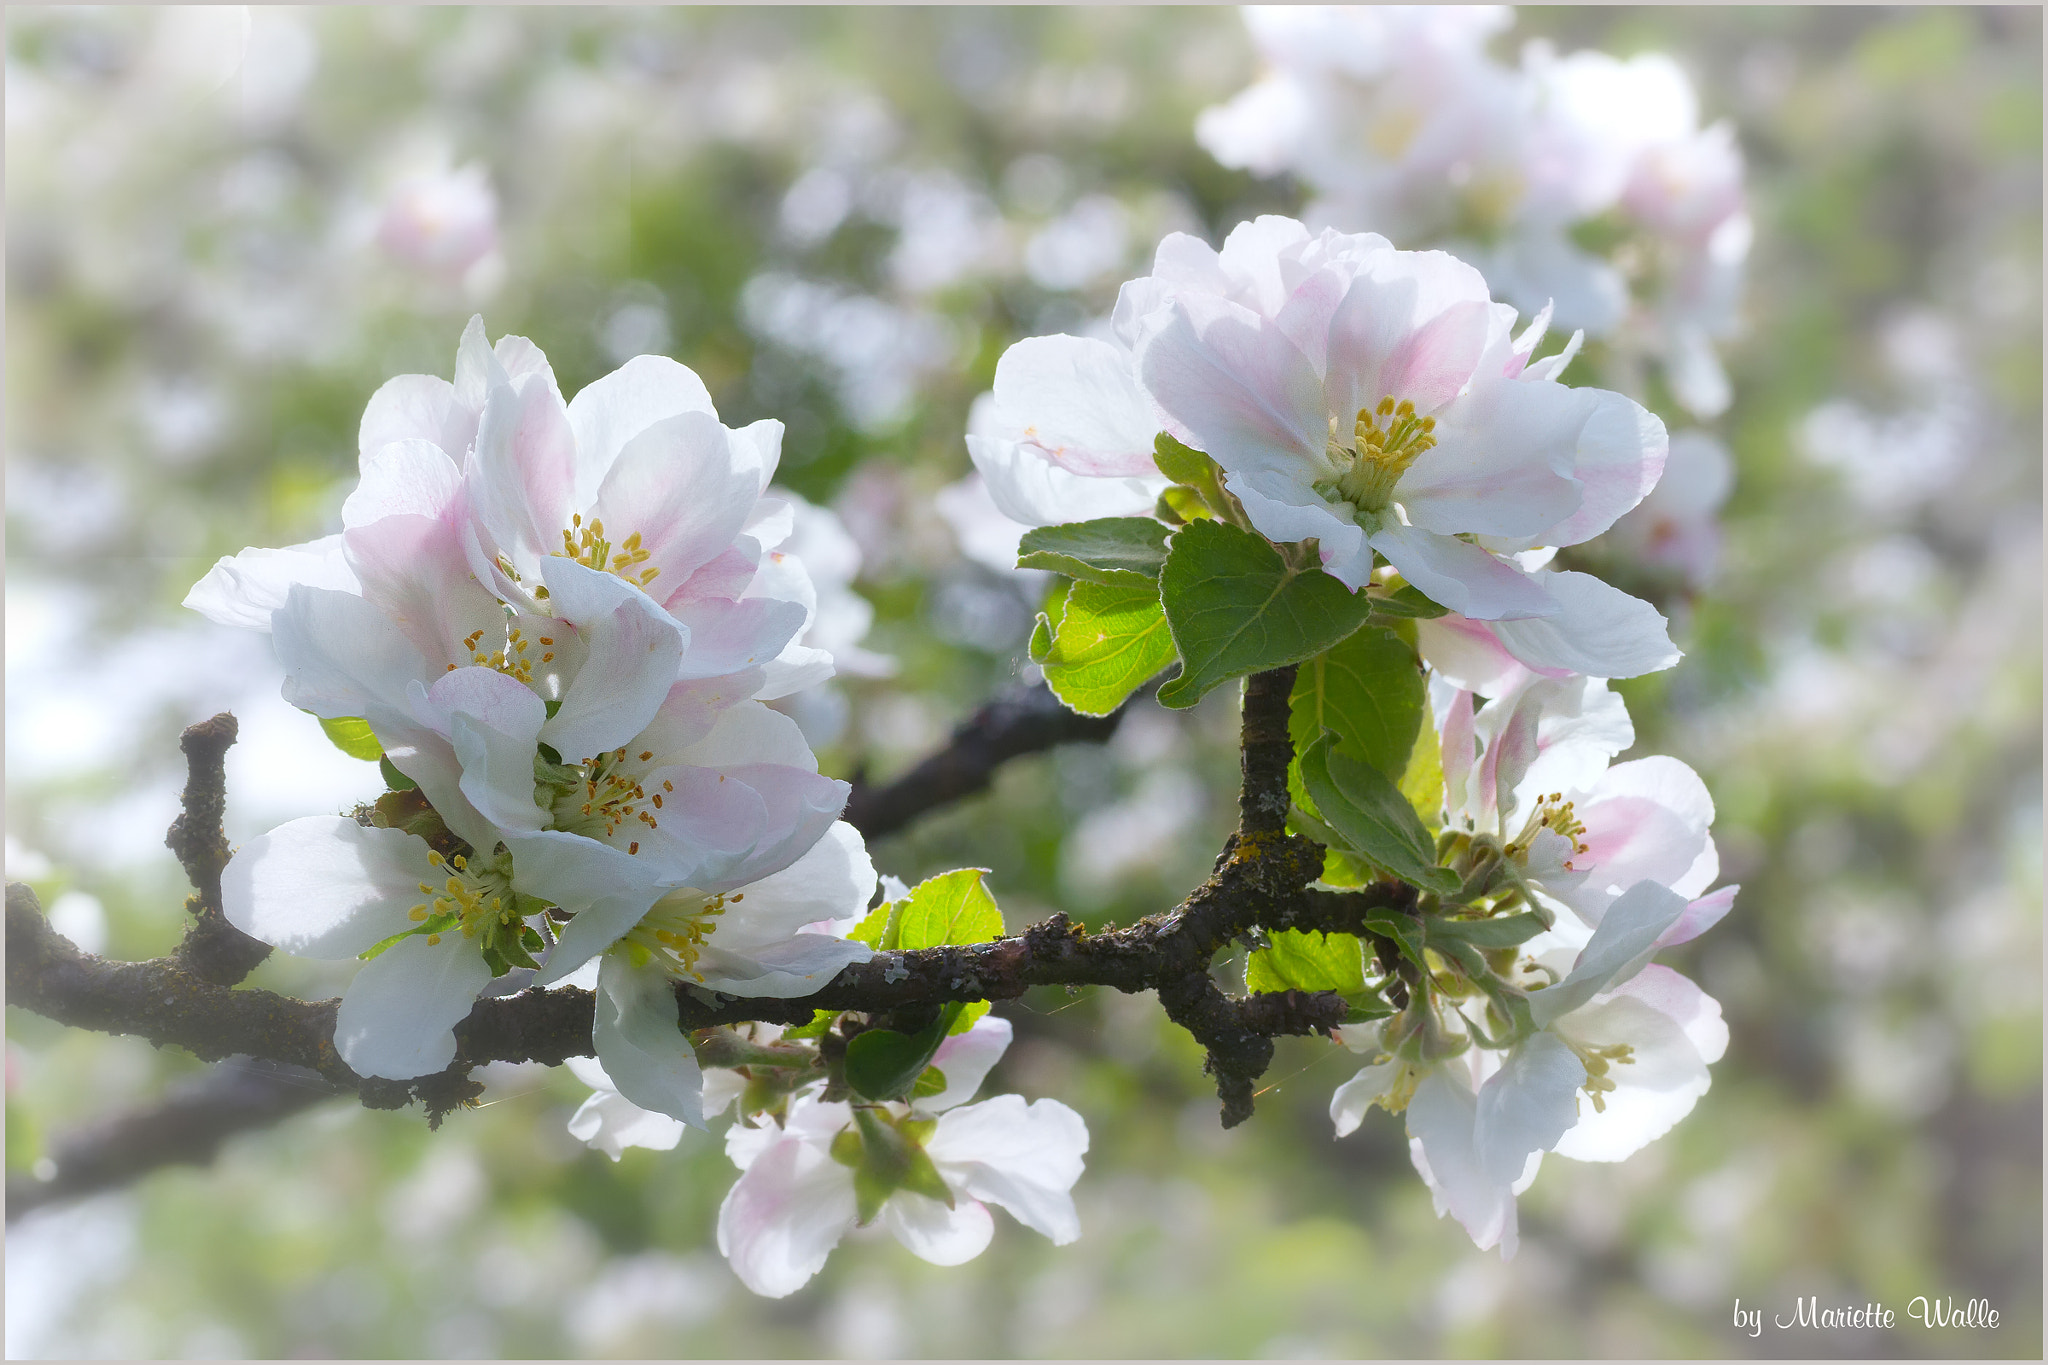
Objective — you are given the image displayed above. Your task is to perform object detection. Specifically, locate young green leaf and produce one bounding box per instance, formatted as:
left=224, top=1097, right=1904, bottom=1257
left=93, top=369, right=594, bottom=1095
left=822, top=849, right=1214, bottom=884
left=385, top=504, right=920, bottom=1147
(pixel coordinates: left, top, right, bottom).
left=318, top=715, right=384, bottom=762
left=1288, top=623, right=1425, bottom=780
left=1367, top=583, right=1451, bottom=619
left=1397, top=705, right=1446, bottom=830
left=1244, top=929, right=1369, bottom=995
left=1362, top=908, right=1428, bottom=970
left=891, top=868, right=1004, bottom=951
left=1017, top=517, right=1170, bottom=584
left=1155, top=520, right=1375, bottom=708
left=1040, top=577, right=1177, bottom=717
left=1299, top=733, right=1461, bottom=895
left=844, top=1002, right=965, bottom=1102
left=1427, top=912, right=1549, bottom=949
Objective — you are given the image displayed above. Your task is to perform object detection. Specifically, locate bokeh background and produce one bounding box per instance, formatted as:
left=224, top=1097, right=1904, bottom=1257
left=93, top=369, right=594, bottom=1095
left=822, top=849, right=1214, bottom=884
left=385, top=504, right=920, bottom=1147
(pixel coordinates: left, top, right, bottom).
left=6, top=6, right=2040, bottom=1358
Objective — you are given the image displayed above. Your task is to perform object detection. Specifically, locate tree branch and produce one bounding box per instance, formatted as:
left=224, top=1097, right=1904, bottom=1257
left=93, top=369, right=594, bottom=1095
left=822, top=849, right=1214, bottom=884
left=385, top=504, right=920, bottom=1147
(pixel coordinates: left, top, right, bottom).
left=6, top=1058, right=342, bottom=1222
left=842, top=680, right=1127, bottom=841
left=165, top=713, right=272, bottom=987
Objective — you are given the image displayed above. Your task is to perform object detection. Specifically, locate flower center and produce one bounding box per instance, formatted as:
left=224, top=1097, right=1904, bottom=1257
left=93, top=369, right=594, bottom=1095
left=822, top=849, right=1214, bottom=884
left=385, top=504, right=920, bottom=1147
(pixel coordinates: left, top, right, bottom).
left=618, top=887, right=743, bottom=980
left=445, top=623, right=554, bottom=683
left=544, top=746, right=670, bottom=854
left=1315, top=397, right=1438, bottom=519
left=1565, top=1038, right=1637, bottom=1114
left=406, top=849, right=523, bottom=947
left=1506, top=792, right=1591, bottom=872
left=556, top=513, right=660, bottom=589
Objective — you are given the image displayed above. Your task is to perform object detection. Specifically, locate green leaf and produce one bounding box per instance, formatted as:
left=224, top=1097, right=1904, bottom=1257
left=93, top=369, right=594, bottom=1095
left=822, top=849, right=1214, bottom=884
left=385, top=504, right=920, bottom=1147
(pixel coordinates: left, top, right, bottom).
left=1288, top=624, right=1424, bottom=781
left=1299, top=734, right=1460, bottom=895
left=1367, top=583, right=1451, bottom=619
left=378, top=756, right=417, bottom=792
left=844, top=1002, right=965, bottom=1102
left=780, top=1009, right=839, bottom=1041
left=1244, top=929, right=1368, bottom=995
left=910, top=1065, right=949, bottom=1099
left=1362, top=909, right=1428, bottom=970
left=1152, top=431, right=1216, bottom=487
left=1016, top=517, right=1170, bottom=584
left=1397, top=705, right=1445, bottom=830
left=1427, top=912, right=1549, bottom=949
left=318, top=715, right=384, bottom=762
left=1156, top=520, right=1375, bottom=708
left=892, top=869, right=1003, bottom=950
left=848, top=901, right=895, bottom=951
left=1040, top=578, right=1177, bottom=717
left=1028, top=610, right=1055, bottom=664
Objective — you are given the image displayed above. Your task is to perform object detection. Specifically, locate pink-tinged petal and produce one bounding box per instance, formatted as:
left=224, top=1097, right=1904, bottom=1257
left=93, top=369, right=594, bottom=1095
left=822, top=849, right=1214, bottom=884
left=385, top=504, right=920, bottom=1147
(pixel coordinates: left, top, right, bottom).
left=185, top=536, right=360, bottom=632
left=990, top=335, right=1160, bottom=478
left=1569, top=756, right=1714, bottom=916
left=344, top=438, right=465, bottom=528
left=633, top=675, right=764, bottom=759
left=435, top=682, right=550, bottom=836
left=452, top=315, right=509, bottom=424
left=681, top=700, right=821, bottom=770
left=1367, top=524, right=1557, bottom=621
left=334, top=931, right=493, bottom=1080
left=670, top=597, right=809, bottom=681
left=926, top=1094, right=1089, bottom=1244
left=272, top=585, right=431, bottom=725
left=511, top=828, right=664, bottom=918
left=591, top=409, right=768, bottom=589
left=644, top=765, right=849, bottom=891
left=1399, top=379, right=1587, bottom=539
left=881, top=1193, right=995, bottom=1266
left=663, top=545, right=762, bottom=609
left=537, top=560, right=688, bottom=763
left=1109, top=272, right=1179, bottom=352
left=343, top=513, right=502, bottom=665
left=1137, top=293, right=1327, bottom=479
left=967, top=433, right=1164, bottom=528
left=1520, top=329, right=1585, bottom=384
left=1404, top=1069, right=1519, bottom=1256
left=1486, top=570, right=1679, bottom=679
left=1145, top=229, right=1232, bottom=296
left=1549, top=976, right=1721, bottom=1162
left=1543, top=389, right=1668, bottom=547
left=593, top=955, right=706, bottom=1128
left=566, top=354, right=718, bottom=507
left=359, top=372, right=466, bottom=464
left=920, top=1016, right=1013, bottom=1114
left=1610, top=963, right=1730, bottom=1064
left=1322, top=252, right=1493, bottom=420
left=717, top=1127, right=858, bottom=1297
left=1528, top=881, right=1689, bottom=1028
left=1656, top=884, right=1737, bottom=950
left=222, top=816, right=436, bottom=958
left=1416, top=614, right=1550, bottom=698
left=469, top=370, right=579, bottom=575
left=1473, top=1032, right=1586, bottom=1184
left=1438, top=686, right=1477, bottom=821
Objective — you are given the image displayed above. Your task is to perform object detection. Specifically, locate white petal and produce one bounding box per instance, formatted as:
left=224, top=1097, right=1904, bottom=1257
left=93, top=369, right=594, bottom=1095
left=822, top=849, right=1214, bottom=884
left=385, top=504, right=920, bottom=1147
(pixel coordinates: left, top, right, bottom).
left=566, top=354, right=718, bottom=508
left=926, top=1094, right=1089, bottom=1244
left=568, top=1089, right=687, bottom=1161
left=593, top=955, right=706, bottom=1128
left=359, top=372, right=464, bottom=464
left=1527, top=880, right=1689, bottom=1028
left=693, top=933, right=872, bottom=999
left=920, top=1016, right=1013, bottom=1114
left=221, top=816, right=437, bottom=959
left=1224, top=471, right=1371, bottom=590
left=709, top=823, right=877, bottom=949
left=966, top=433, right=1164, bottom=529
left=334, top=931, right=493, bottom=1080
left=1330, top=1060, right=1400, bottom=1138
left=1550, top=979, right=1719, bottom=1162
left=670, top=597, right=809, bottom=681
left=881, top=1192, right=994, bottom=1266
left=1368, top=523, right=1556, bottom=621
left=1542, top=389, right=1667, bottom=547
left=272, top=586, right=430, bottom=726
left=1137, top=292, right=1326, bottom=479
left=989, top=334, right=1159, bottom=478
left=1473, top=1032, right=1586, bottom=1184
left=184, top=536, right=360, bottom=632
left=344, top=438, right=465, bottom=528
left=1415, top=614, right=1549, bottom=698
left=1485, top=570, right=1678, bottom=679
left=537, top=560, right=689, bottom=762
left=1404, top=1069, right=1518, bottom=1255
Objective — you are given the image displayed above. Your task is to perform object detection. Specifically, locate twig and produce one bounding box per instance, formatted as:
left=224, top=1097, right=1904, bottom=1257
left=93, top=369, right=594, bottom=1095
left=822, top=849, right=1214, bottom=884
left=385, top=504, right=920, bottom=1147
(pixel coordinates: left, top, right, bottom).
left=166, top=713, right=272, bottom=986
left=842, top=680, right=1127, bottom=841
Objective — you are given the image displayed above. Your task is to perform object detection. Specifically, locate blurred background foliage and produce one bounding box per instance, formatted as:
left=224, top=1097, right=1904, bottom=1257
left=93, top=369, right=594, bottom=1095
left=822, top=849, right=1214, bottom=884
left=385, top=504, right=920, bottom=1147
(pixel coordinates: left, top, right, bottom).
left=6, top=6, right=2040, bottom=1358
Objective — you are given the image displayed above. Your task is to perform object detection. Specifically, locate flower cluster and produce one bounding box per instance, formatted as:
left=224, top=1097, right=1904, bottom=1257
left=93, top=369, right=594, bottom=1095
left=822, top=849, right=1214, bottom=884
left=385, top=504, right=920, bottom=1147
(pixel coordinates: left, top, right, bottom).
left=977, top=211, right=1735, bottom=1255
left=1196, top=5, right=1750, bottom=421
left=192, top=318, right=876, bottom=1115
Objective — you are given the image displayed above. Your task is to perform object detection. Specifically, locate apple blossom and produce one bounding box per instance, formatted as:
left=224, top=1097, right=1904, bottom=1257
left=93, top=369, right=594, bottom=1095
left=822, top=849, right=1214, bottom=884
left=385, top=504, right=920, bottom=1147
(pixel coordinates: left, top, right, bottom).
left=1128, top=220, right=1671, bottom=645
left=716, top=1016, right=1088, bottom=1297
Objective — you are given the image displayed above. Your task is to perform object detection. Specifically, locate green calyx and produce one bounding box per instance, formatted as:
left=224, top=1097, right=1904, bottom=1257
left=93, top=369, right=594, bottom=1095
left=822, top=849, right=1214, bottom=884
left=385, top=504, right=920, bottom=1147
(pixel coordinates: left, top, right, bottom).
left=832, top=1106, right=953, bottom=1225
